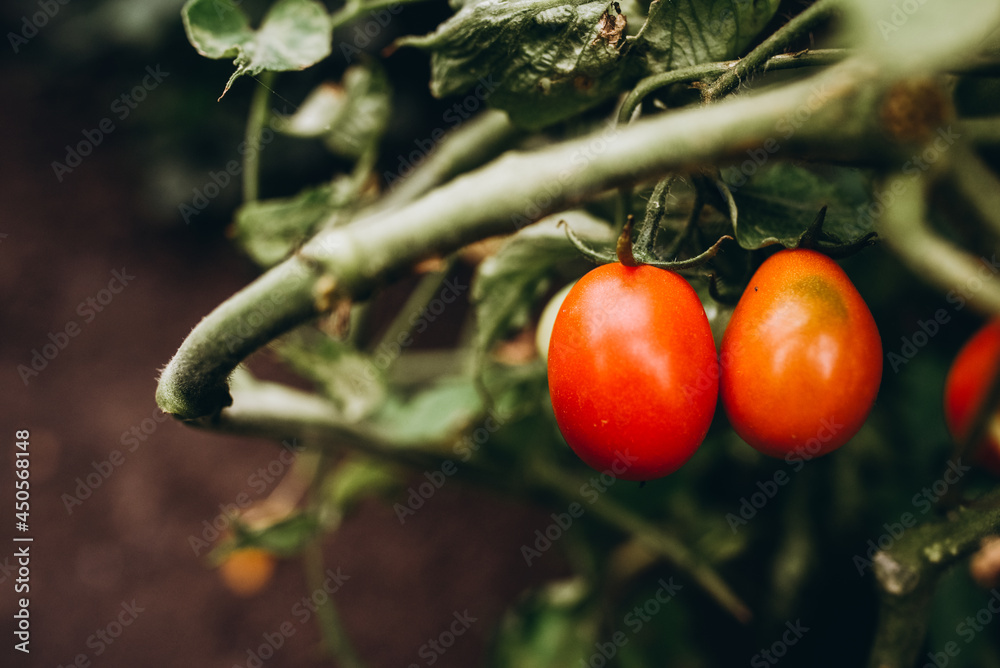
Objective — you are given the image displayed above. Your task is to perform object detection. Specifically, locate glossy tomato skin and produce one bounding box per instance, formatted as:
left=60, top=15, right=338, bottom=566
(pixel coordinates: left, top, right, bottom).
left=547, top=263, right=718, bottom=481
left=944, top=320, right=1000, bottom=475
left=720, top=249, right=882, bottom=459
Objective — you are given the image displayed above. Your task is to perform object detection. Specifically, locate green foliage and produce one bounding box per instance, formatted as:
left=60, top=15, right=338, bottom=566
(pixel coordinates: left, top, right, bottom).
left=632, top=0, right=781, bottom=75
left=398, top=0, right=629, bottom=129
left=182, top=0, right=333, bottom=98
left=224, top=512, right=320, bottom=557
left=725, top=162, right=874, bottom=250
left=398, top=0, right=783, bottom=128
left=171, top=0, right=1000, bottom=665
left=489, top=578, right=597, bottom=668
left=234, top=183, right=341, bottom=267
left=366, top=377, right=485, bottom=448
left=281, top=65, right=392, bottom=160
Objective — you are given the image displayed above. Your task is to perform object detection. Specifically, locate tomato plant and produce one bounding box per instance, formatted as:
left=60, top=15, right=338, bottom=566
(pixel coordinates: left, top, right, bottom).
left=137, top=0, right=1000, bottom=665
left=944, top=320, right=1000, bottom=475
left=547, top=263, right=717, bottom=480
left=720, top=249, right=882, bottom=459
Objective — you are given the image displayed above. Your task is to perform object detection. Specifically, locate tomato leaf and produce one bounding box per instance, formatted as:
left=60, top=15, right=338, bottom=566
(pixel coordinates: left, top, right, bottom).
left=631, top=0, right=781, bottom=75
left=281, top=65, right=392, bottom=159
left=396, top=0, right=629, bottom=129
left=472, top=212, right=615, bottom=355
left=723, top=162, right=874, bottom=250
left=234, top=179, right=361, bottom=268
left=182, top=0, right=333, bottom=99
left=367, top=377, right=485, bottom=448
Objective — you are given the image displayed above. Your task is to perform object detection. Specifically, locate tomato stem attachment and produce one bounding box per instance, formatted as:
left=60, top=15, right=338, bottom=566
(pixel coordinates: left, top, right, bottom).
left=616, top=215, right=640, bottom=267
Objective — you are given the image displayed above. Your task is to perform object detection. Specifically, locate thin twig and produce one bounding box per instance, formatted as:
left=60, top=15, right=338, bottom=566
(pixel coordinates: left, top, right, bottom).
left=702, top=0, right=841, bottom=102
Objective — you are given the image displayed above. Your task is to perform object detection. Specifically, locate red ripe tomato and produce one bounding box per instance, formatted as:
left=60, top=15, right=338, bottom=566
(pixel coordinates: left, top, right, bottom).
left=944, top=320, right=1000, bottom=475
left=720, top=249, right=882, bottom=459
left=546, top=263, right=718, bottom=481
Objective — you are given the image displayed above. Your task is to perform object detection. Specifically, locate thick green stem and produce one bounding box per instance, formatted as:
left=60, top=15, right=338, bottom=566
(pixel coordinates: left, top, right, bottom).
left=243, top=71, right=274, bottom=203
left=376, top=110, right=522, bottom=212
left=947, top=145, right=1000, bottom=239
left=868, top=488, right=1000, bottom=668
left=157, top=59, right=897, bottom=420
left=960, top=117, right=1000, bottom=145
left=702, top=0, right=841, bottom=102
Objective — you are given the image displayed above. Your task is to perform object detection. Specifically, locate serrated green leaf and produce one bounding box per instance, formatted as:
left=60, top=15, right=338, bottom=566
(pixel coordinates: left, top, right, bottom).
left=840, top=0, right=1000, bottom=75
left=233, top=513, right=319, bottom=557
left=398, top=0, right=629, bottom=129
left=182, top=0, right=333, bottom=99
left=489, top=578, right=598, bottom=668
left=632, top=0, right=781, bottom=75
left=473, top=212, right=615, bottom=354
left=234, top=184, right=336, bottom=267
left=723, top=162, right=874, bottom=250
